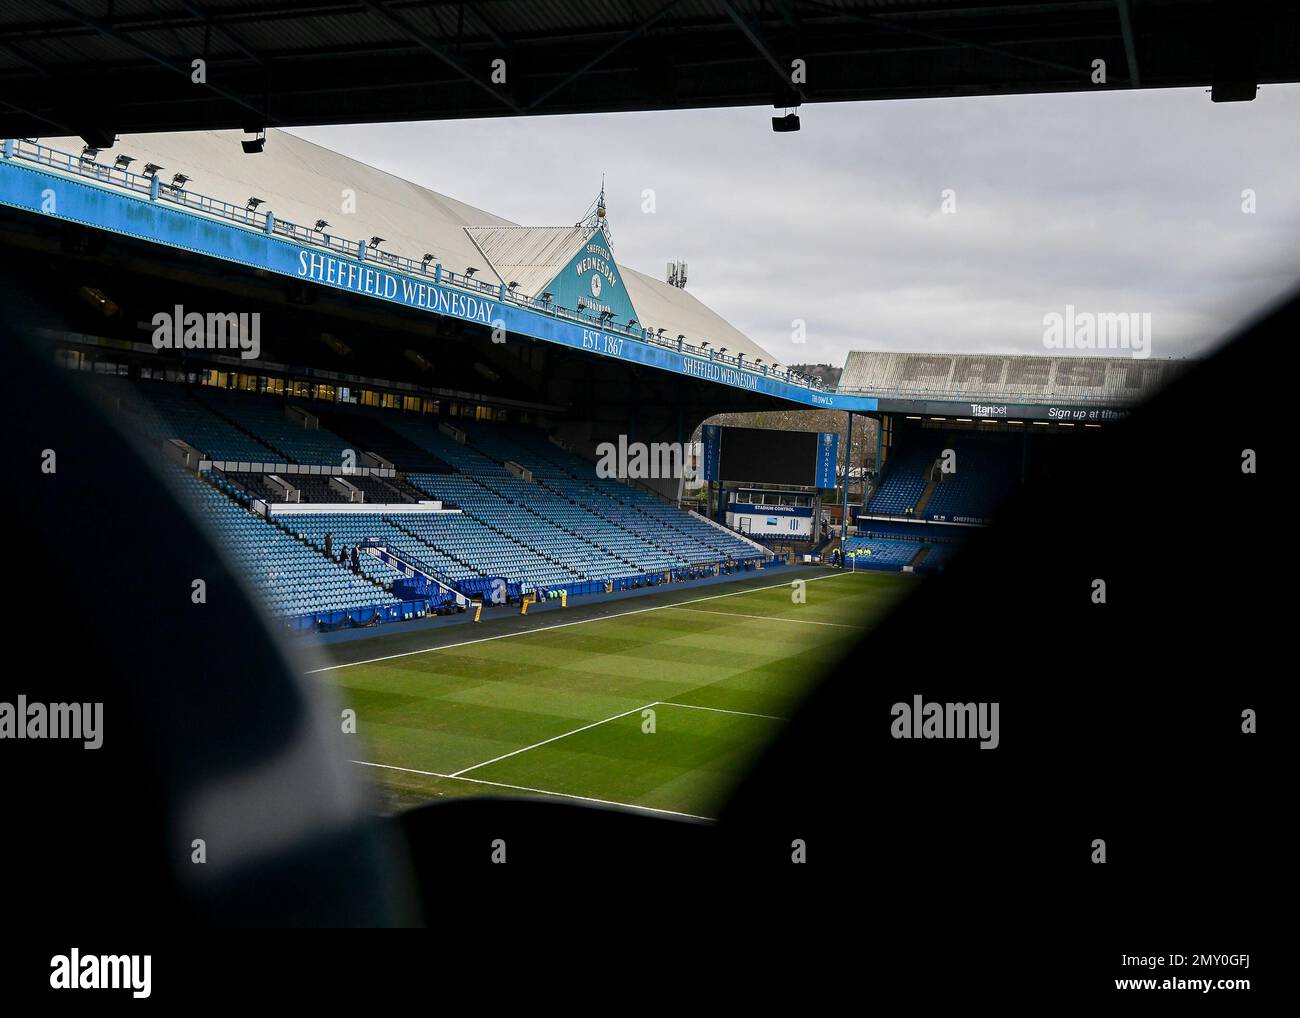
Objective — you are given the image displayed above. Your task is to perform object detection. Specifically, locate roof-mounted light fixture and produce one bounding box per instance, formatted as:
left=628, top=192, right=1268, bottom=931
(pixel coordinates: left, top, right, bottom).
left=772, top=108, right=801, bottom=133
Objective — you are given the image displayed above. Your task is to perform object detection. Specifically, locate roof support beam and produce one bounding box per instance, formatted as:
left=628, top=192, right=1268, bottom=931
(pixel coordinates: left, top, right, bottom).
left=720, top=0, right=808, bottom=103
left=0, top=39, right=50, bottom=77
left=464, top=3, right=512, bottom=55
left=802, top=0, right=1092, bottom=81
left=0, top=96, right=75, bottom=134
left=1117, top=0, right=1141, bottom=87
left=37, top=0, right=268, bottom=123
left=358, top=0, right=524, bottom=114
left=171, top=0, right=271, bottom=70
left=525, top=0, right=684, bottom=112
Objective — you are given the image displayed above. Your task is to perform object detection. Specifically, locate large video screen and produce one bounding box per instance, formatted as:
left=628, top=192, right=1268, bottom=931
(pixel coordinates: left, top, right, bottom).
left=717, top=426, right=818, bottom=486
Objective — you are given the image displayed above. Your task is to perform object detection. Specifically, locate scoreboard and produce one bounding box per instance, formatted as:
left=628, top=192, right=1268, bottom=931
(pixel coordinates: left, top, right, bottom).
left=701, top=425, right=839, bottom=488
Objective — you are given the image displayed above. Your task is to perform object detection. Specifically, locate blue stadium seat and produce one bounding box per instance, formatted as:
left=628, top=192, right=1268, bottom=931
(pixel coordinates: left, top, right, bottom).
left=92, top=375, right=776, bottom=625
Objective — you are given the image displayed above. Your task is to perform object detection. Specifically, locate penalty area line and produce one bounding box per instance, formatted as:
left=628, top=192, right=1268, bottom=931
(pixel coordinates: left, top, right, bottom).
left=448, top=701, right=658, bottom=777
left=350, top=759, right=715, bottom=822
left=655, top=701, right=790, bottom=722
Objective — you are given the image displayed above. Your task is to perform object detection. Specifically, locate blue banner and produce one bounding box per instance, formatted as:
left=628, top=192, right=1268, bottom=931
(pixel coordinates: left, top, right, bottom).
left=815, top=431, right=840, bottom=488
left=700, top=424, right=721, bottom=481
left=0, top=158, right=879, bottom=412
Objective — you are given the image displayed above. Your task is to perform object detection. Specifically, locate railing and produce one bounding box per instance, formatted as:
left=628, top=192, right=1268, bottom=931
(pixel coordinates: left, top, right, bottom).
left=688, top=509, right=772, bottom=558
left=362, top=537, right=469, bottom=606
left=3, top=137, right=828, bottom=393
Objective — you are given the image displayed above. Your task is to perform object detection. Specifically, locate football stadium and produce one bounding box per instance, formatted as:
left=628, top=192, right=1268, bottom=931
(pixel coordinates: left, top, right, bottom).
left=0, top=128, right=1183, bottom=819
left=0, top=0, right=1293, bottom=999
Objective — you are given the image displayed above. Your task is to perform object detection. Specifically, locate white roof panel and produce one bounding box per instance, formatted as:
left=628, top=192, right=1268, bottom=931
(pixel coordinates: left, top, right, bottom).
left=838, top=350, right=1187, bottom=405
left=465, top=225, right=589, bottom=297
left=42, top=128, right=779, bottom=365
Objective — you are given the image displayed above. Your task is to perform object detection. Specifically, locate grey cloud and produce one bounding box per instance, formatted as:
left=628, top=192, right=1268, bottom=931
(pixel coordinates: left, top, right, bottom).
left=290, top=85, right=1300, bottom=368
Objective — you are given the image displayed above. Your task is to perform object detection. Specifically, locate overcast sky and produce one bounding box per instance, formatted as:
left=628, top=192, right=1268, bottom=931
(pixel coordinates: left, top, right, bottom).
left=289, top=85, right=1300, bottom=368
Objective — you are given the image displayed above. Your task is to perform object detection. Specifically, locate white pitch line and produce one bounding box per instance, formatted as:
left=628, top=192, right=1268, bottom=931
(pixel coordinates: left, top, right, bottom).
left=655, top=701, right=790, bottom=722
left=307, top=570, right=853, bottom=673
left=663, top=606, right=866, bottom=629
left=449, top=701, right=658, bottom=777
left=453, top=697, right=785, bottom=781
left=351, top=759, right=714, bottom=822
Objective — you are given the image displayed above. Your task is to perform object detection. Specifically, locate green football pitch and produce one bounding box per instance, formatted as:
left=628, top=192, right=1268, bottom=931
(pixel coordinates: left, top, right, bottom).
left=318, top=569, right=911, bottom=820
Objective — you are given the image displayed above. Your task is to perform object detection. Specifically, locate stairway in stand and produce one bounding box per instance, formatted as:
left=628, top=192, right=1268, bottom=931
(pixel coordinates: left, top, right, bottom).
left=914, top=478, right=938, bottom=517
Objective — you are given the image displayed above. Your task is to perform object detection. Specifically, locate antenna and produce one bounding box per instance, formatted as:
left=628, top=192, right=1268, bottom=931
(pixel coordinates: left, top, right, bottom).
left=578, top=177, right=612, bottom=242
left=667, top=259, right=688, bottom=289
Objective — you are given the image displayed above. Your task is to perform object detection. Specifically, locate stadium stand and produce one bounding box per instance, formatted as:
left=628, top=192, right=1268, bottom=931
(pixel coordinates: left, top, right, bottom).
left=865, top=427, right=1025, bottom=524
left=913, top=540, right=959, bottom=574
left=101, top=375, right=279, bottom=462
left=922, top=432, right=1022, bottom=523
left=840, top=536, right=918, bottom=570
left=194, top=388, right=357, bottom=463
left=218, top=471, right=425, bottom=505
left=86, top=374, right=770, bottom=629
left=315, top=408, right=457, bottom=473
left=864, top=431, right=945, bottom=516
left=166, top=465, right=411, bottom=623
left=840, top=522, right=965, bottom=574
left=457, top=422, right=762, bottom=562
